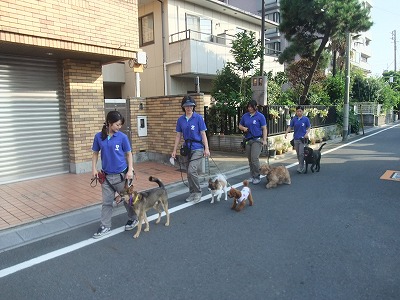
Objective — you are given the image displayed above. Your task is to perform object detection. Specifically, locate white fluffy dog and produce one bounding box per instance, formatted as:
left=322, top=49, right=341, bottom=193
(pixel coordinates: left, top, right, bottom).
left=207, top=174, right=228, bottom=204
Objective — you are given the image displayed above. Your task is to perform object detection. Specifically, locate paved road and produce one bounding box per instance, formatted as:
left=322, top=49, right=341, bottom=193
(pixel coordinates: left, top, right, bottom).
left=1, top=124, right=399, bottom=300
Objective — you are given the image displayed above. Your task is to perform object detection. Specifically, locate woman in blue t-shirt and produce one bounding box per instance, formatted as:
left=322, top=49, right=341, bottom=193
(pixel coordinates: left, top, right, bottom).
left=239, top=100, right=268, bottom=185
left=172, top=96, right=210, bottom=203
left=91, top=111, right=138, bottom=238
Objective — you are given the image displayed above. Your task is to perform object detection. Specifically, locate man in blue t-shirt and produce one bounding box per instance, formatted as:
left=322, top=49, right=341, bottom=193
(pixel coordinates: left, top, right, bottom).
left=285, top=105, right=311, bottom=173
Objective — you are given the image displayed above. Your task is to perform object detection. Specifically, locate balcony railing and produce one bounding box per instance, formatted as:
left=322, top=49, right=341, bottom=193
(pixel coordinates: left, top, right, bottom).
left=170, top=29, right=236, bottom=46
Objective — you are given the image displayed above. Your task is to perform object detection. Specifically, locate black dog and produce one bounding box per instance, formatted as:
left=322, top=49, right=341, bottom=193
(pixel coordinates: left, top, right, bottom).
left=304, top=143, right=326, bottom=173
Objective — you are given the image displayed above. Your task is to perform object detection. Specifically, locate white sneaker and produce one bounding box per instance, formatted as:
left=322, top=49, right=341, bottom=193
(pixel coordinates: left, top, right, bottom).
left=247, top=177, right=254, bottom=183
left=192, top=193, right=202, bottom=203
left=186, top=193, right=195, bottom=202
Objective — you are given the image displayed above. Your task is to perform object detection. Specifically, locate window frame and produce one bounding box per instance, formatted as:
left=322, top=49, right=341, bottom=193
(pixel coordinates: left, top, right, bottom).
left=139, top=13, right=155, bottom=46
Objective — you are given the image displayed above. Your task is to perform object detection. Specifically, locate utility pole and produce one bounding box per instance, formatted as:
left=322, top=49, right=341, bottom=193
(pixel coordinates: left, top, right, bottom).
left=260, top=0, right=265, bottom=74
left=343, top=30, right=351, bottom=141
left=392, top=30, right=397, bottom=72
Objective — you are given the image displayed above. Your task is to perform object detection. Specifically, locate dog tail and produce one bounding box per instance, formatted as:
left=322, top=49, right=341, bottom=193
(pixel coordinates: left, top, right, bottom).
left=149, top=176, right=165, bottom=188
left=318, top=142, right=327, bottom=152
left=243, top=180, right=249, bottom=187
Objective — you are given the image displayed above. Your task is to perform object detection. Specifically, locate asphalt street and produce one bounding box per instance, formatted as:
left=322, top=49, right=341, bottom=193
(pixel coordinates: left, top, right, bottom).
left=0, top=124, right=399, bottom=300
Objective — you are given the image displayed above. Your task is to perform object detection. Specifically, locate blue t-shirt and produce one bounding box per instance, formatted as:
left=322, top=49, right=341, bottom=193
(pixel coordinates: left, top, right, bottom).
left=239, top=111, right=267, bottom=139
left=290, top=116, right=311, bottom=140
left=176, top=112, right=207, bottom=151
left=92, top=131, right=131, bottom=174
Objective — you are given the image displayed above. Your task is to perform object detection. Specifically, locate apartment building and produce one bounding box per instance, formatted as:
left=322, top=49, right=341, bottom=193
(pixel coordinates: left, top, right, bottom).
left=104, top=0, right=283, bottom=100
left=223, top=0, right=373, bottom=75
left=0, top=0, right=140, bottom=184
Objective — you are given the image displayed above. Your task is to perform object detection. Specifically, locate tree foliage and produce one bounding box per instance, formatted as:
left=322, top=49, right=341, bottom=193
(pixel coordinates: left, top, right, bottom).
left=279, top=0, right=373, bottom=103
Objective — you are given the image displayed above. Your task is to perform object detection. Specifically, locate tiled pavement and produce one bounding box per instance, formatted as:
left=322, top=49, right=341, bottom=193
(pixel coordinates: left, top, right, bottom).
left=0, top=152, right=250, bottom=232
left=0, top=161, right=185, bottom=231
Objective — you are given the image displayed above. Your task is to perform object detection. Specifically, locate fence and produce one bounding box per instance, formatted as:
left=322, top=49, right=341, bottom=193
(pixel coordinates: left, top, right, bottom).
left=204, top=105, right=338, bottom=136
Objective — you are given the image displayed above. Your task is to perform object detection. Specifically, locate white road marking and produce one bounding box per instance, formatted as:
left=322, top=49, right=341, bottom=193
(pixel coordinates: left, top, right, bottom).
left=1, top=124, right=397, bottom=278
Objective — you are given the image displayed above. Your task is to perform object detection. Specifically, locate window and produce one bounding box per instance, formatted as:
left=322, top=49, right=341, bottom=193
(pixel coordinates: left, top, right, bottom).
left=266, top=12, right=280, bottom=23
left=186, top=14, right=212, bottom=42
left=266, top=41, right=281, bottom=56
left=139, top=13, right=154, bottom=46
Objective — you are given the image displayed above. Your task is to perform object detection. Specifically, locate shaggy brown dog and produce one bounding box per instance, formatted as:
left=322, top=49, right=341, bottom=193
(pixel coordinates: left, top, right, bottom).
left=259, top=164, right=291, bottom=189
left=124, top=176, right=170, bottom=239
left=227, top=180, right=254, bottom=212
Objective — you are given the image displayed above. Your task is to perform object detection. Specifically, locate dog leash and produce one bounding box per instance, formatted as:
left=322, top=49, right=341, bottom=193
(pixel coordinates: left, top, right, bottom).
left=208, top=156, right=232, bottom=187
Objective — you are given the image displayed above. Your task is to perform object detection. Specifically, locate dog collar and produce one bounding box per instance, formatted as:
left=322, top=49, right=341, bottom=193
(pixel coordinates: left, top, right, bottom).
left=132, top=194, right=140, bottom=205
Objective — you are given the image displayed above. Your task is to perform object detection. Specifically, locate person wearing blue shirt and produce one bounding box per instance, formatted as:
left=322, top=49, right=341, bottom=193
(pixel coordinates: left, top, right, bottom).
left=239, top=100, right=268, bottom=185
left=285, top=105, right=311, bottom=173
left=91, top=110, right=138, bottom=238
left=172, top=96, right=210, bottom=203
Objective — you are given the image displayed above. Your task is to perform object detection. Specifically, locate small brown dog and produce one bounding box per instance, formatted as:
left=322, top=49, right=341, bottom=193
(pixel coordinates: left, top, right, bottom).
left=124, top=176, right=170, bottom=239
left=227, top=180, right=254, bottom=212
left=259, top=164, right=291, bottom=189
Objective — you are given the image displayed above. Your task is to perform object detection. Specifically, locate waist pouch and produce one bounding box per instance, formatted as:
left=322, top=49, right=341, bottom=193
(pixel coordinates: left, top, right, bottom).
left=97, top=170, right=106, bottom=184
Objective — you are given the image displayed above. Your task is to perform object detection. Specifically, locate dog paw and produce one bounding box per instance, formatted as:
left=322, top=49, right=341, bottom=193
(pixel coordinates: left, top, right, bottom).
left=133, top=234, right=139, bottom=239
left=210, top=200, right=214, bottom=204
left=144, top=228, right=149, bottom=232
left=165, top=222, right=169, bottom=226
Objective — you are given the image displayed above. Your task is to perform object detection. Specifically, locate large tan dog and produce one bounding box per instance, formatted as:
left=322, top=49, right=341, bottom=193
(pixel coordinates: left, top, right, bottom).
left=124, top=176, right=170, bottom=239
left=259, top=164, right=291, bottom=189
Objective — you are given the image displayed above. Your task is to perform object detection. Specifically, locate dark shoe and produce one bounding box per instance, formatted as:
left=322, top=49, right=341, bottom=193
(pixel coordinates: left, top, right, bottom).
left=93, top=225, right=111, bottom=239
left=125, top=219, right=138, bottom=231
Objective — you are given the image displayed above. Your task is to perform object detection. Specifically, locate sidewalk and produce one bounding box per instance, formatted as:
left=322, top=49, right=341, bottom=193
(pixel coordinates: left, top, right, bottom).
left=0, top=150, right=257, bottom=252
left=0, top=125, right=385, bottom=252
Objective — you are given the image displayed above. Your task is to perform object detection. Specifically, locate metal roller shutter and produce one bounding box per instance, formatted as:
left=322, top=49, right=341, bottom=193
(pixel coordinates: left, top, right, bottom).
left=0, top=54, right=69, bottom=184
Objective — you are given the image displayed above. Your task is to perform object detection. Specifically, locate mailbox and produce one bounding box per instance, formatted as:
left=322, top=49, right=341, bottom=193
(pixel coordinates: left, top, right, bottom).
left=137, top=116, right=147, bottom=137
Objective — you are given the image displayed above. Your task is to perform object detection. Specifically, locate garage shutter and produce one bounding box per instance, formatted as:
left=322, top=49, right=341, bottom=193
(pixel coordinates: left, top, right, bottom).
left=0, top=54, right=69, bottom=184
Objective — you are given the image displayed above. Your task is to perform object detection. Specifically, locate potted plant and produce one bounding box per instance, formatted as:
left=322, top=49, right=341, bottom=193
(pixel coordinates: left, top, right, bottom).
left=274, top=136, right=284, bottom=155
left=285, top=114, right=291, bottom=126
left=267, top=137, right=276, bottom=158
left=269, top=108, right=280, bottom=124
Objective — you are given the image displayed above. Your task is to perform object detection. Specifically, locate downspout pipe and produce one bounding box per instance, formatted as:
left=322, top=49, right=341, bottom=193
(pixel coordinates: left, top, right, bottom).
left=158, top=0, right=167, bottom=95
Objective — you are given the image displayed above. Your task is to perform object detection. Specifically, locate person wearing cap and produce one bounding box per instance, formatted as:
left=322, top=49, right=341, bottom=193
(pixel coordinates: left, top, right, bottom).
left=239, top=100, right=268, bottom=185
left=172, top=95, right=210, bottom=203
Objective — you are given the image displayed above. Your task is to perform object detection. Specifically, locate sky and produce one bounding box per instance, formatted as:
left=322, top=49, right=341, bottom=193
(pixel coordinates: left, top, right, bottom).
left=369, top=1, right=400, bottom=76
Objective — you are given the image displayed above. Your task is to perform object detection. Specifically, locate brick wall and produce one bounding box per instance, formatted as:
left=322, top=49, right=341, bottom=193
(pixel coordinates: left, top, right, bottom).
left=0, top=0, right=138, bottom=56
left=63, top=59, right=104, bottom=172
left=128, top=94, right=205, bottom=162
